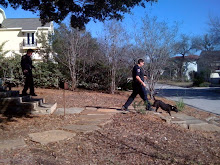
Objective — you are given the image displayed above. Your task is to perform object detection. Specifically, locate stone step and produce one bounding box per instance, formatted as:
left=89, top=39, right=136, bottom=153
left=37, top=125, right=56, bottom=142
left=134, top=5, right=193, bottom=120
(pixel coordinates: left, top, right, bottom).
left=0, top=97, right=22, bottom=106
left=0, top=92, right=10, bottom=98
left=32, top=103, right=57, bottom=115
left=0, top=91, right=19, bottom=98
left=170, top=113, right=220, bottom=132
left=0, top=86, right=7, bottom=92
left=0, top=94, right=54, bottom=116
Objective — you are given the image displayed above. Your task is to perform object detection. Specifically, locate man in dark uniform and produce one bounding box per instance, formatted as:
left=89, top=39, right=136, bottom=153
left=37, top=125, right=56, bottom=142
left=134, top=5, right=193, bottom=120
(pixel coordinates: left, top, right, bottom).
left=21, top=49, right=37, bottom=96
left=122, top=59, right=153, bottom=111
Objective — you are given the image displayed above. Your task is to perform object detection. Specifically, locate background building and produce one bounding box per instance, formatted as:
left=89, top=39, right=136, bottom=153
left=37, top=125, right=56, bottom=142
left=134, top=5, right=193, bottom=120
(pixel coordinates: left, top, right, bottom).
left=0, top=8, right=54, bottom=60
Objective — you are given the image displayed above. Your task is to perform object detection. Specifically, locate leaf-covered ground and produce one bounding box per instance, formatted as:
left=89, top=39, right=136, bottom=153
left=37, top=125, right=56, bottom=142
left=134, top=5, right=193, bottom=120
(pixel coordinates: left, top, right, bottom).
left=0, top=88, right=219, bottom=164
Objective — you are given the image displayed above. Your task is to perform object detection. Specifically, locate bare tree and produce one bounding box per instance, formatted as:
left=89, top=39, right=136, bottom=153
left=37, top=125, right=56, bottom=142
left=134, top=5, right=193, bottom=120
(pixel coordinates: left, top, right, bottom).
left=53, top=24, right=86, bottom=90
left=36, top=31, right=54, bottom=62
left=173, top=34, right=193, bottom=81
left=134, top=15, right=177, bottom=98
left=191, top=34, right=215, bottom=51
left=99, top=20, right=128, bottom=94
left=191, top=16, right=220, bottom=52
left=208, top=15, right=220, bottom=46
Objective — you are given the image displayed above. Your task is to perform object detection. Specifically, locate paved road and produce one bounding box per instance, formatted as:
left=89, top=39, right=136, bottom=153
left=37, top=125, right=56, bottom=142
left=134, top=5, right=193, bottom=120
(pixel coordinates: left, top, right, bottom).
left=154, top=84, right=220, bottom=115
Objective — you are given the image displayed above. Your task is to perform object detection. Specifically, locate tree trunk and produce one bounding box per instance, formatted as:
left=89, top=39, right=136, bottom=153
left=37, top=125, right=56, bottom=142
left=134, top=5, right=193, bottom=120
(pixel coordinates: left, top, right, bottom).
left=110, top=66, right=116, bottom=94
left=70, top=68, right=76, bottom=90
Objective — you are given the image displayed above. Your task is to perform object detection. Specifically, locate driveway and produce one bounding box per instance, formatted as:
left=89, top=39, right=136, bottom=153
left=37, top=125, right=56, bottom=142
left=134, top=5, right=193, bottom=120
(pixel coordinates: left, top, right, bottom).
left=154, top=84, right=220, bottom=115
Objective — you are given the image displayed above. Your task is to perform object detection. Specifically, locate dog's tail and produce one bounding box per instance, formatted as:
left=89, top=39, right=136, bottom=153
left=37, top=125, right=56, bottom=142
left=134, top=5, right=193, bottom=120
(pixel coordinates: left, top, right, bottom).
left=152, top=92, right=158, bottom=107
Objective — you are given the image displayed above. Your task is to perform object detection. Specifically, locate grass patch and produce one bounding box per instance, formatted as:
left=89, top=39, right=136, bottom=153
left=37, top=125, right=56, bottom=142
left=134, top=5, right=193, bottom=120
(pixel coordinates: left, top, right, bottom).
left=175, top=98, right=185, bottom=111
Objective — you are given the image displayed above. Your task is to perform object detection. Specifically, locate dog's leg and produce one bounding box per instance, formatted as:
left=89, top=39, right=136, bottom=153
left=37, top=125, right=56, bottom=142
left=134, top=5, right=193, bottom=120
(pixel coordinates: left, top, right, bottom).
left=168, top=110, right=171, bottom=116
left=155, top=107, right=159, bottom=112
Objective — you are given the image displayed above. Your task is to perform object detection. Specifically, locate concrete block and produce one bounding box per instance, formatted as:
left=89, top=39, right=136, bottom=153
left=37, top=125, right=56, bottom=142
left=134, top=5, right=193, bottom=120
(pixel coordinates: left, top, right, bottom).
left=49, top=102, right=57, bottom=114
left=33, top=103, right=57, bottom=115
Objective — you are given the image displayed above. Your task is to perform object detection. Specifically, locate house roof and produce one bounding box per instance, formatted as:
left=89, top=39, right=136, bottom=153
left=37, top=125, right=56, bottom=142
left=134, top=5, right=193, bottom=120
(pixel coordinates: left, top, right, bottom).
left=173, top=55, right=199, bottom=61
left=1, top=18, right=51, bottom=30
left=200, top=51, right=220, bottom=61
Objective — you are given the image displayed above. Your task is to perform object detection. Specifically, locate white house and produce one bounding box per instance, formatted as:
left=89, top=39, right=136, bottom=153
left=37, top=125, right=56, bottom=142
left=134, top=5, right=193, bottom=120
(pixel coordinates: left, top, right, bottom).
left=0, top=8, right=54, bottom=60
left=171, top=55, right=199, bottom=80
left=183, top=55, right=199, bottom=80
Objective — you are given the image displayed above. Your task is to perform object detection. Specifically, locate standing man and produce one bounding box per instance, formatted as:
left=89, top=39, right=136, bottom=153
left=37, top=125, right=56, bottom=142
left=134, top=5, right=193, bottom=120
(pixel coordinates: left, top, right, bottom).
left=122, top=59, right=153, bottom=112
left=21, top=49, right=37, bottom=96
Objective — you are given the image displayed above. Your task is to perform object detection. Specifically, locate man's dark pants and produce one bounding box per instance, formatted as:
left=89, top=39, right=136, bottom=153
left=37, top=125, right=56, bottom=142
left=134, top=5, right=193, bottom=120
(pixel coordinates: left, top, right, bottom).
left=22, top=73, right=34, bottom=95
left=124, top=84, right=151, bottom=109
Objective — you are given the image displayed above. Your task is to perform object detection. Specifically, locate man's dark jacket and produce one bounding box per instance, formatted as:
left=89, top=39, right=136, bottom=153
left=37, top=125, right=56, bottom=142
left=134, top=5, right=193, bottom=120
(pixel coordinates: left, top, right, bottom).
left=21, top=54, right=34, bottom=76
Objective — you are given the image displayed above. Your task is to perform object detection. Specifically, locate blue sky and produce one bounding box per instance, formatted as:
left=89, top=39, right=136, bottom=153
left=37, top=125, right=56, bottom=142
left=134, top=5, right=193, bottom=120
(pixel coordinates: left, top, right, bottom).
left=1, top=0, right=220, bottom=38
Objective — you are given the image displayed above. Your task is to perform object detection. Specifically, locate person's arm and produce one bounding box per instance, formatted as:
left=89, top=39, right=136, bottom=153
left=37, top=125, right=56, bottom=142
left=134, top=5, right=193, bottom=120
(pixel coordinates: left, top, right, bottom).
left=136, top=76, right=146, bottom=87
left=21, top=56, right=29, bottom=73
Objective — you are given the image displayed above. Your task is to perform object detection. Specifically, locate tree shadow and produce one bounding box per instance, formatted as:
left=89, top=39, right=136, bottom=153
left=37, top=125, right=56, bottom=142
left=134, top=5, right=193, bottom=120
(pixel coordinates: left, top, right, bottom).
left=0, top=108, right=38, bottom=124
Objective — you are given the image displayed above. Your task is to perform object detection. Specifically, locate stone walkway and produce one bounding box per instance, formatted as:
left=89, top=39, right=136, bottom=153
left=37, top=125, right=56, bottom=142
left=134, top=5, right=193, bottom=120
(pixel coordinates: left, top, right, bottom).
left=0, top=107, right=220, bottom=151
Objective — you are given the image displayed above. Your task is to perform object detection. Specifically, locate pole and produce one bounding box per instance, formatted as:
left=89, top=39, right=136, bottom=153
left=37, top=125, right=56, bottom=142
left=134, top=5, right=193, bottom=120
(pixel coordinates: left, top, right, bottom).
left=63, top=88, right=66, bottom=116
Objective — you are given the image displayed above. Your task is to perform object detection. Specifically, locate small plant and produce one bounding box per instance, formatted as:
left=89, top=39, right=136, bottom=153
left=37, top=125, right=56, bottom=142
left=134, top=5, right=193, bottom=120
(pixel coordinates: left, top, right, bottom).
left=175, top=98, right=185, bottom=111
left=133, top=101, right=147, bottom=114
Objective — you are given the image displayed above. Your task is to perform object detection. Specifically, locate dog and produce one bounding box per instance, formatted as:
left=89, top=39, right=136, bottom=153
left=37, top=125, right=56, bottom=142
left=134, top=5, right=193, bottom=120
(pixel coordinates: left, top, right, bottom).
left=152, top=100, right=178, bottom=116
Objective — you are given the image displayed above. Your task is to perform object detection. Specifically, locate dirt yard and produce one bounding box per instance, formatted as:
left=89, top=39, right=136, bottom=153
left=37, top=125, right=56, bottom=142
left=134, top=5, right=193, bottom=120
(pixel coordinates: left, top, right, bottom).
left=0, top=87, right=220, bottom=164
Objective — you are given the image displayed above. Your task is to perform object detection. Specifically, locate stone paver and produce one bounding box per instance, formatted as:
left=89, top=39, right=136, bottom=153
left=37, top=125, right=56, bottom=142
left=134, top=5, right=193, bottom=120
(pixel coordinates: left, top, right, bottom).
left=85, top=107, right=98, bottom=111
left=1, top=103, right=220, bottom=151
left=172, top=113, right=196, bottom=120
left=169, top=112, right=220, bottom=132
left=54, top=107, right=84, bottom=115
left=97, top=108, right=120, bottom=113
left=0, top=138, right=26, bottom=151
left=62, top=124, right=100, bottom=133
left=28, top=130, right=76, bottom=145
left=74, top=119, right=106, bottom=125
left=189, top=123, right=220, bottom=132
left=78, top=114, right=112, bottom=120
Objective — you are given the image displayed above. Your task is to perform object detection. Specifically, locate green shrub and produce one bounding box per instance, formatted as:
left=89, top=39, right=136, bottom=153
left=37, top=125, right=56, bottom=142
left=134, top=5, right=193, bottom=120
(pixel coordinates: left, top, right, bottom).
left=199, top=82, right=210, bottom=87
left=175, top=98, right=185, bottom=111
left=33, top=61, right=64, bottom=88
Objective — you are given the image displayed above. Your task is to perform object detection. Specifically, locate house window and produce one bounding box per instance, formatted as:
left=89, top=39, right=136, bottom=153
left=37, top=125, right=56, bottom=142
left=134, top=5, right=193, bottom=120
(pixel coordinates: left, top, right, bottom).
left=32, top=33, right=34, bottom=44
left=27, top=33, right=35, bottom=45
left=27, top=33, right=30, bottom=45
